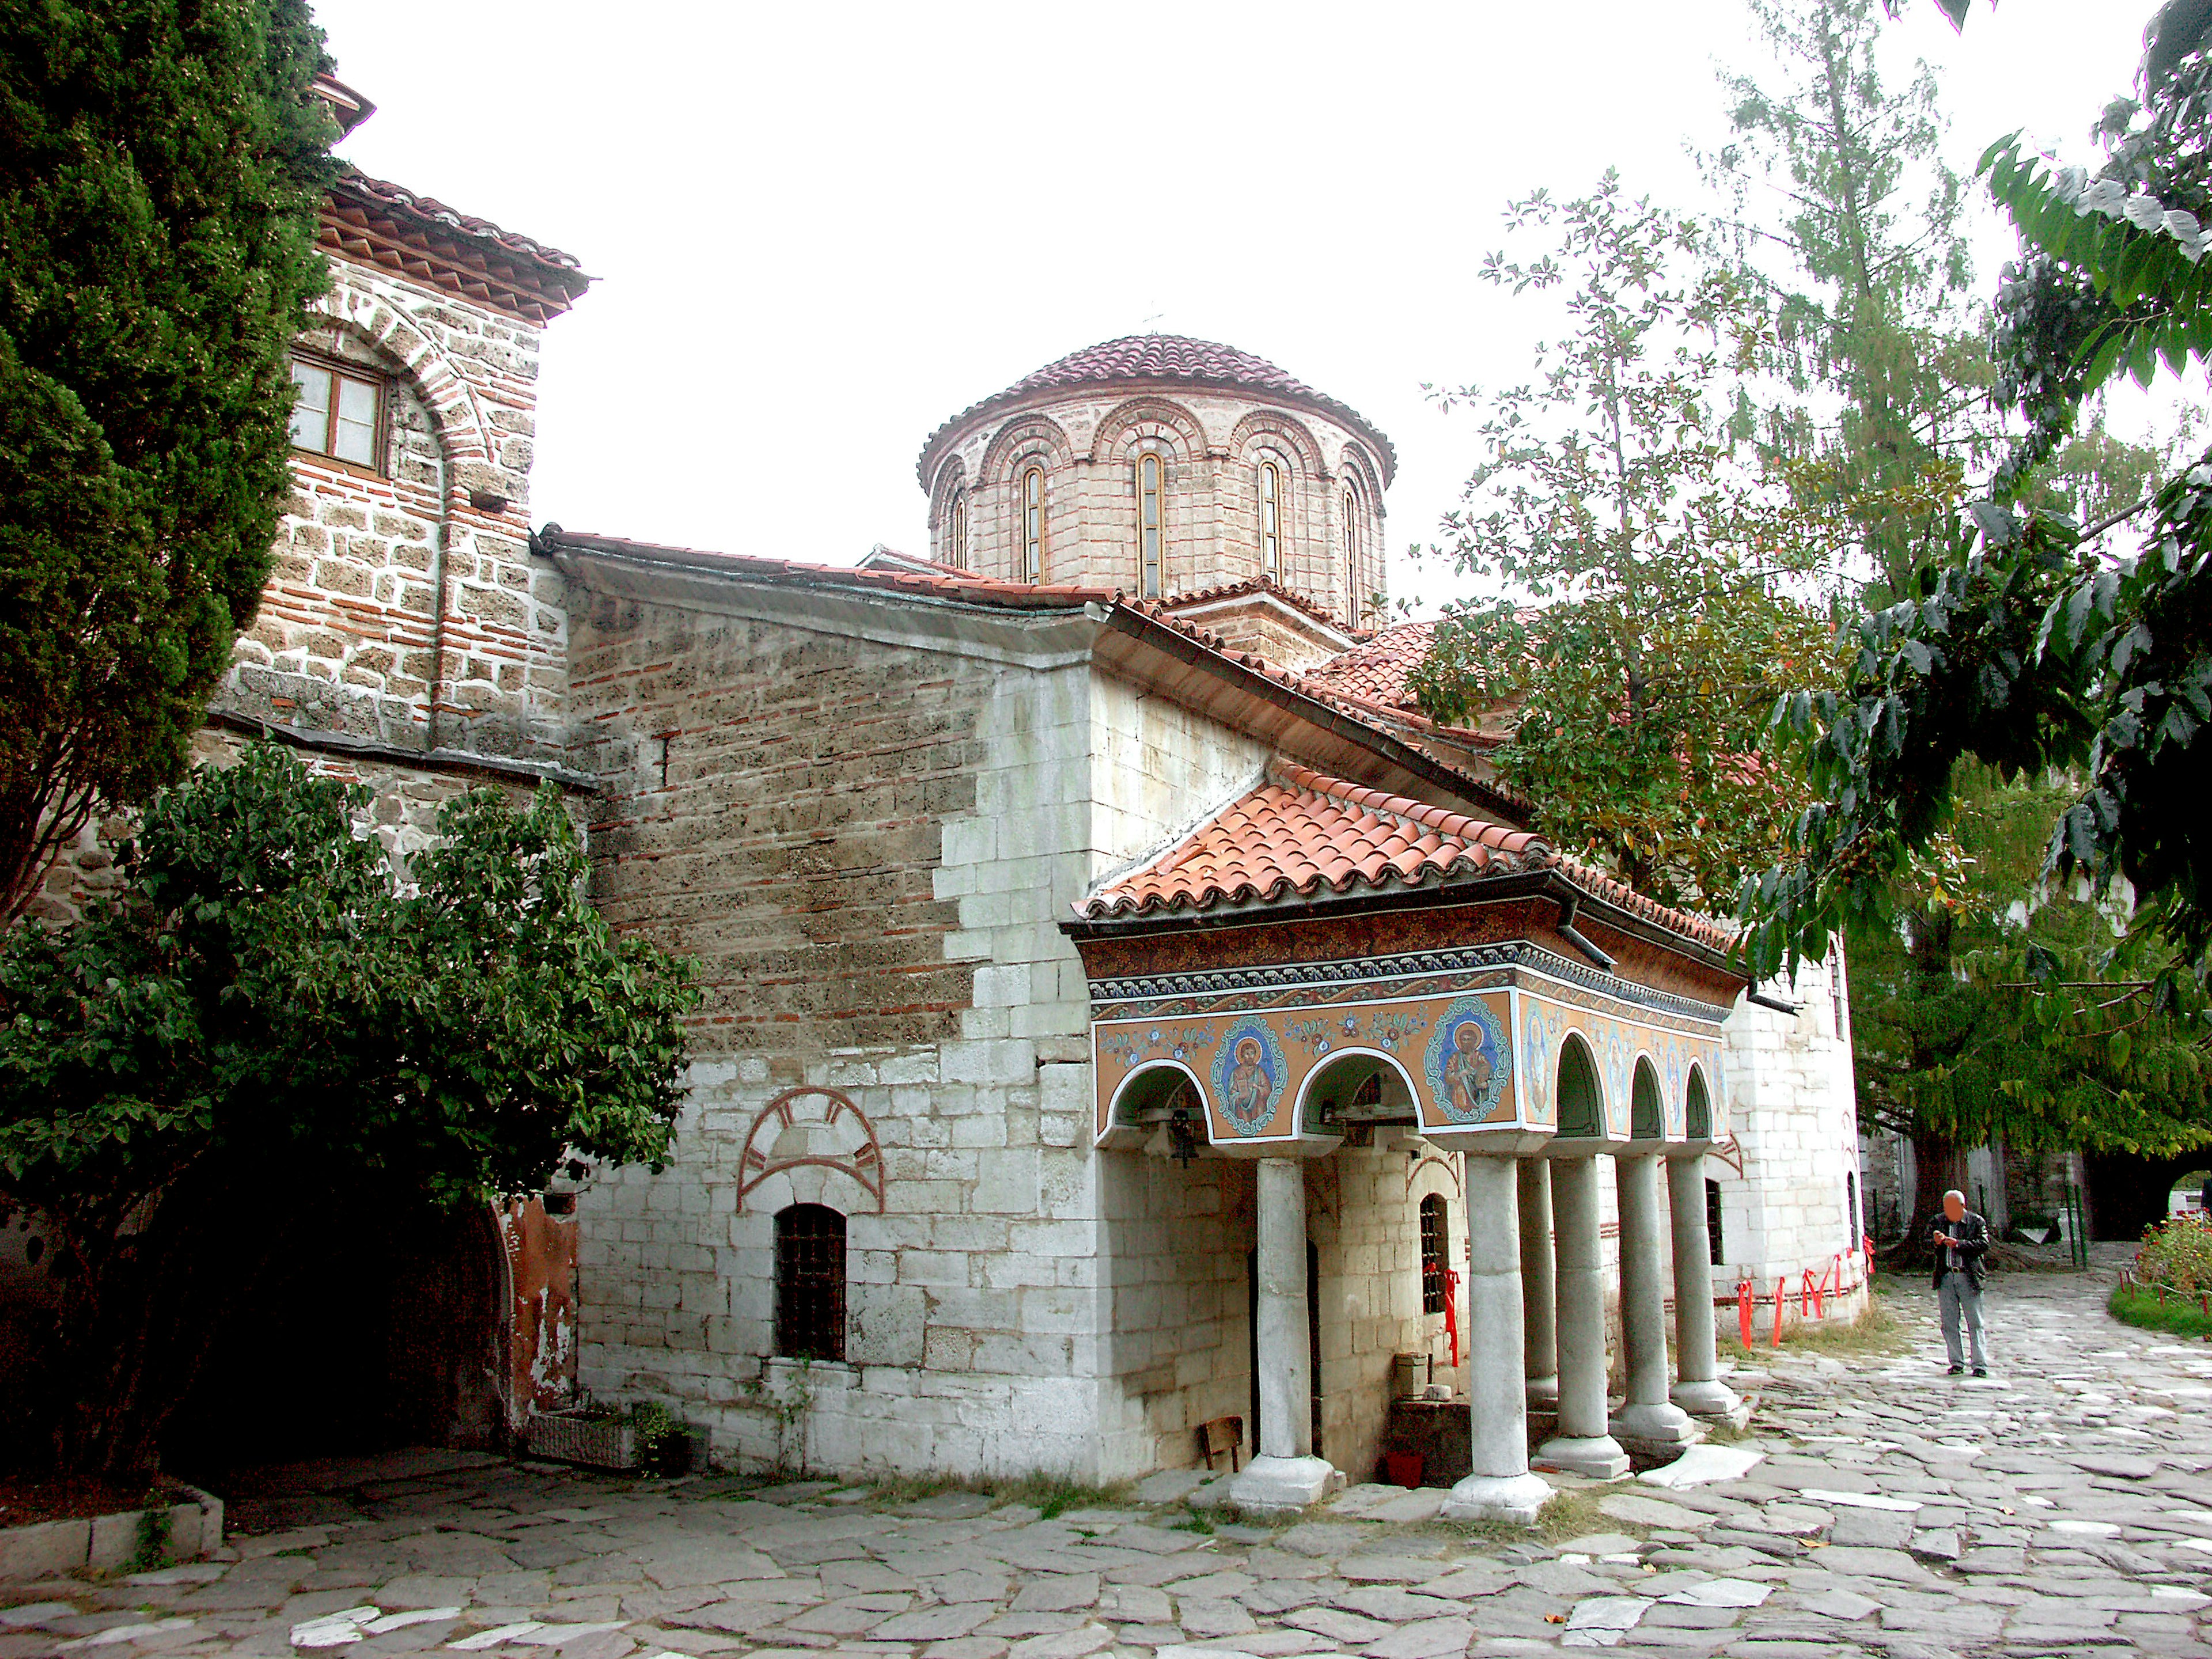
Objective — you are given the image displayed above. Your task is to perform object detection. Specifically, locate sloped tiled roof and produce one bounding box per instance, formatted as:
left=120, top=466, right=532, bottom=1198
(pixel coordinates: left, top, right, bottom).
left=1161, top=574, right=1361, bottom=638
left=1079, top=764, right=1547, bottom=919
left=1077, top=761, right=1737, bottom=955
left=321, top=171, right=592, bottom=324
left=1304, top=620, right=1435, bottom=710
left=916, top=334, right=1396, bottom=488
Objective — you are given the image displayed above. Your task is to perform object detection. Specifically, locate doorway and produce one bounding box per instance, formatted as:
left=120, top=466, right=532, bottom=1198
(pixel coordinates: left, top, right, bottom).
left=1247, top=1240, right=1323, bottom=1459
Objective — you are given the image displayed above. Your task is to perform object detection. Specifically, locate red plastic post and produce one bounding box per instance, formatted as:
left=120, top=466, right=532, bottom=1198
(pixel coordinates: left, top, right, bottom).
left=1772, top=1277, right=1786, bottom=1346
left=1737, top=1275, right=1754, bottom=1349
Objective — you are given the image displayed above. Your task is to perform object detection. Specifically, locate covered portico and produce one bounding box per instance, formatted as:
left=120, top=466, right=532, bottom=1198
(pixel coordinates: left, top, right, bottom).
left=1064, top=764, right=1747, bottom=1518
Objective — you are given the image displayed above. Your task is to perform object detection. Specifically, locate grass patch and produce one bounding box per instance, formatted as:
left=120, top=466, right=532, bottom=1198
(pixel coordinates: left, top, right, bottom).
left=990, top=1473, right=1135, bottom=1518
left=1733, top=1293, right=1908, bottom=1360
left=1698, top=1416, right=1753, bottom=1445
left=2110, top=1281, right=2212, bottom=1339
left=1448, top=1479, right=1647, bottom=1546
left=860, top=1473, right=987, bottom=1509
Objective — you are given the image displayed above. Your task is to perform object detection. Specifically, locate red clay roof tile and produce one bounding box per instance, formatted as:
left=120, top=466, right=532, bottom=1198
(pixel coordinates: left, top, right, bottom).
left=916, top=334, right=1396, bottom=488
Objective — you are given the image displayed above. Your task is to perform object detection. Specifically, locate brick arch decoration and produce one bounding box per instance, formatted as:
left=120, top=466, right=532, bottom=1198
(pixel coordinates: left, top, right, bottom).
left=1227, top=408, right=1325, bottom=476
left=980, top=411, right=1077, bottom=484
left=1090, top=396, right=1208, bottom=465
left=1407, top=1152, right=1464, bottom=1198
left=1338, top=440, right=1386, bottom=512
left=308, top=285, right=496, bottom=484
left=737, top=1087, right=884, bottom=1214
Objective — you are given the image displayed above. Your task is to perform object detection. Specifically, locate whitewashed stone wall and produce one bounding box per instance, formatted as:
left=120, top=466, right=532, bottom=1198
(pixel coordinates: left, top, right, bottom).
left=1717, top=950, right=1869, bottom=1327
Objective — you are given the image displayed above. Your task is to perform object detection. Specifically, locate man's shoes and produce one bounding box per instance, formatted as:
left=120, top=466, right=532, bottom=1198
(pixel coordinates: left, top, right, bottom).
left=1973, top=1368, right=1987, bottom=1377
left=1948, top=1364, right=1964, bottom=1374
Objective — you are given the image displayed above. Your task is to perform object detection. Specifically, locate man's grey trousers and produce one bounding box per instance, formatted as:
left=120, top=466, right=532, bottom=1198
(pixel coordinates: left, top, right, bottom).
left=1939, top=1271, right=1987, bottom=1370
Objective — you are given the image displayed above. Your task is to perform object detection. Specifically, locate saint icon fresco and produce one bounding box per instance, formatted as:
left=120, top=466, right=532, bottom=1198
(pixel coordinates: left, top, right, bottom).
left=1224, top=1036, right=1272, bottom=1128
left=1422, top=997, right=1509, bottom=1125
left=1445, top=1022, right=1494, bottom=1121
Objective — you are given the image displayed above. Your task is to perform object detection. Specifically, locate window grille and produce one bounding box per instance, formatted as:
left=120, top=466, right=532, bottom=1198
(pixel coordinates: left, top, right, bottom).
left=1419, top=1194, right=1447, bottom=1314
left=1705, top=1177, right=1725, bottom=1267
left=1846, top=1172, right=1859, bottom=1251
left=775, top=1204, right=846, bottom=1361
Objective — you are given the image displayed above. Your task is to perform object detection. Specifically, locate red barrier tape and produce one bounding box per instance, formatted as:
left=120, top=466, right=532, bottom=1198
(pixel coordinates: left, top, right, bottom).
left=1442, top=1267, right=1461, bottom=1369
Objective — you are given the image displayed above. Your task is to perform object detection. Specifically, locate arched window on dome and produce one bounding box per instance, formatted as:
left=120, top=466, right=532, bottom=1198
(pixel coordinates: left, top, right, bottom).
left=1020, top=464, right=1046, bottom=583
left=1138, top=452, right=1165, bottom=598
left=946, top=488, right=969, bottom=571
left=1257, top=460, right=1281, bottom=580
left=1341, top=484, right=1362, bottom=622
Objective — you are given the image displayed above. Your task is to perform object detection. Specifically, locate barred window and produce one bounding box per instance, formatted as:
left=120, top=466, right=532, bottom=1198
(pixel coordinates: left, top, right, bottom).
left=775, top=1204, right=846, bottom=1361
left=1419, top=1194, right=1447, bottom=1315
left=1706, top=1177, right=1725, bottom=1267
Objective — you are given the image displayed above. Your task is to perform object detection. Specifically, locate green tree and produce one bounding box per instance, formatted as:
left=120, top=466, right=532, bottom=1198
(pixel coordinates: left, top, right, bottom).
left=1705, top=0, right=1981, bottom=598
left=1410, top=177, right=1843, bottom=911
left=0, top=0, right=340, bottom=923
left=1745, top=2, right=2212, bottom=995
left=0, top=745, right=699, bottom=1478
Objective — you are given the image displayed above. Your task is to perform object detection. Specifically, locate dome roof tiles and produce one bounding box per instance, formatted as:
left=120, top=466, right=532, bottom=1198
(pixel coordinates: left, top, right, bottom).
left=917, top=334, right=1396, bottom=488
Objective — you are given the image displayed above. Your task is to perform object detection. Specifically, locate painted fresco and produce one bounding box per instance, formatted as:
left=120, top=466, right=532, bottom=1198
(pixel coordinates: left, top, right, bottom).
left=1422, top=997, right=1511, bottom=1126
left=1093, top=970, right=1727, bottom=1148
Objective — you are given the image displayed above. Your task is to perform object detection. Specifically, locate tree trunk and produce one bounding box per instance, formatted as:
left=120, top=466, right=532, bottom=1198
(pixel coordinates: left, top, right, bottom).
left=1889, top=1127, right=1967, bottom=1270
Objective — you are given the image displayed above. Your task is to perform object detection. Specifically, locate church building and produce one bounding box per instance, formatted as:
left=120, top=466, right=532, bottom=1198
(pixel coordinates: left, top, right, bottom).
left=14, top=79, right=1868, bottom=1516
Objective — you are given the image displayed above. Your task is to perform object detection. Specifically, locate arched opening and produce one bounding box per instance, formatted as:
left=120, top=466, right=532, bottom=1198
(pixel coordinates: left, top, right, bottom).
left=165, top=1198, right=506, bottom=1479
left=1556, top=1033, right=1603, bottom=1138
left=1685, top=1066, right=1711, bottom=1141
left=1020, top=464, right=1046, bottom=582
left=775, top=1204, right=847, bottom=1361
left=1631, top=1057, right=1664, bottom=1141
left=1138, top=452, right=1165, bottom=597
left=1297, top=1050, right=1415, bottom=1135
left=1419, top=1194, right=1448, bottom=1314
left=1109, top=1062, right=1205, bottom=1131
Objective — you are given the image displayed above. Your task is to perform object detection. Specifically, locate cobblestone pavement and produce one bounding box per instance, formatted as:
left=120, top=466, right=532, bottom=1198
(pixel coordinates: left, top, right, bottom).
left=9, top=1262, right=2212, bottom=1659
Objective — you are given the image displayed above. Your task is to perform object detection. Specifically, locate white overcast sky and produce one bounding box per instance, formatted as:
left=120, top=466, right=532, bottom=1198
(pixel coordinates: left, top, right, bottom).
left=311, top=0, right=2164, bottom=611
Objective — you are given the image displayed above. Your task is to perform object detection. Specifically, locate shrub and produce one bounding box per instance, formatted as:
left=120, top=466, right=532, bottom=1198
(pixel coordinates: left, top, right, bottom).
left=2135, top=1211, right=2212, bottom=1294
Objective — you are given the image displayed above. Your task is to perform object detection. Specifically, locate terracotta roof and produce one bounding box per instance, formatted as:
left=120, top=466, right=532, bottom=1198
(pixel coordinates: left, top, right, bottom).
left=1075, top=761, right=1736, bottom=954
left=916, top=333, right=1396, bottom=489
left=1080, top=765, right=1544, bottom=919
left=320, top=170, right=592, bottom=324
left=1304, top=620, right=1435, bottom=710
left=1161, top=574, right=1361, bottom=638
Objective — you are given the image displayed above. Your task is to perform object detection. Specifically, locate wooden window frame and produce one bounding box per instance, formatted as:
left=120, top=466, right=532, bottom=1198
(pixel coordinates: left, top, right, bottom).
left=1341, top=486, right=1360, bottom=623
left=1258, top=460, right=1281, bottom=579
left=1138, top=452, right=1165, bottom=599
left=288, top=348, right=389, bottom=476
left=1020, top=464, right=1046, bottom=584
left=948, top=489, right=968, bottom=570
left=774, top=1203, right=847, bottom=1362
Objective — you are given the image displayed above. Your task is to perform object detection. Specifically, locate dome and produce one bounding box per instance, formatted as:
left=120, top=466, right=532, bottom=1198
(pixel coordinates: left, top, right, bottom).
left=915, top=334, right=1396, bottom=490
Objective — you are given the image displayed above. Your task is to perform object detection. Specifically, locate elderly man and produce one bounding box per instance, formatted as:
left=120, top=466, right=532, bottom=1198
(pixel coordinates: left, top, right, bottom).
left=1931, top=1188, right=1991, bottom=1376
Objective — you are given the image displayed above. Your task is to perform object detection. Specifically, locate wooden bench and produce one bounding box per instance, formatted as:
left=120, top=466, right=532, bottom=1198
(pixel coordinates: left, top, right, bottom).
left=1198, top=1414, right=1245, bottom=1473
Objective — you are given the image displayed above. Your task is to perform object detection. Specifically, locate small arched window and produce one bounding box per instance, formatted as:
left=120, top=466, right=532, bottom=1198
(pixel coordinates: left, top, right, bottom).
left=1020, top=464, right=1046, bottom=583
left=947, top=490, right=969, bottom=571
left=1419, top=1194, right=1448, bottom=1314
left=1257, top=460, right=1281, bottom=579
left=1138, top=452, right=1164, bottom=598
left=775, top=1203, right=846, bottom=1361
left=1341, top=486, right=1361, bottom=621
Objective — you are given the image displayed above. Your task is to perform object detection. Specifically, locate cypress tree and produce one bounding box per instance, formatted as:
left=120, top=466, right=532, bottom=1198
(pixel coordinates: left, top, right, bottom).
left=0, top=0, right=339, bottom=921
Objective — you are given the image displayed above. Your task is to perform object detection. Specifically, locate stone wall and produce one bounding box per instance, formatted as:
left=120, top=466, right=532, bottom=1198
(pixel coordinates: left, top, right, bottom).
left=1717, top=950, right=1869, bottom=1325
left=927, top=389, right=1387, bottom=631
left=218, top=256, right=569, bottom=763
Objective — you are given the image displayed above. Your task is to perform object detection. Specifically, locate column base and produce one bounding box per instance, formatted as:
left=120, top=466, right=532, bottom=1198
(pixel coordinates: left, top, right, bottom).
left=1525, top=1373, right=1559, bottom=1408
left=1534, top=1434, right=1629, bottom=1479
left=1610, top=1400, right=1699, bottom=1461
left=1227, top=1454, right=1336, bottom=1515
left=1671, top=1378, right=1744, bottom=1420
left=1440, top=1470, right=1552, bottom=1525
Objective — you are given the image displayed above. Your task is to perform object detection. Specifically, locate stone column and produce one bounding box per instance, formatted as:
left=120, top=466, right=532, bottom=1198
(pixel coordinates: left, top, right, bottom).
left=1610, top=1153, right=1697, bottom=1459
left=1668, top=1152, right=1740, bottom=1418
left=1228, top=1157, right=1335, bottom=1512
left=1536, top=1155, right=1628, bottom=1478
left=1517, top=1157, right=1558, bottom=1407
left=1442, top=1154, right=1554, bottom=1524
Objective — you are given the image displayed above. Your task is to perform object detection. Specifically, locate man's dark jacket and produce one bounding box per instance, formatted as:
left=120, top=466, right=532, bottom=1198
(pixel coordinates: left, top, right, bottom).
left=1931, top=1211, right=1991, bottom=1290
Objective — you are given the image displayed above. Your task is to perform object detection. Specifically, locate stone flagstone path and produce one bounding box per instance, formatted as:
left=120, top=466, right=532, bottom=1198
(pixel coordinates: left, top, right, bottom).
left=8, top=1260, right=2212, bottom=1658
